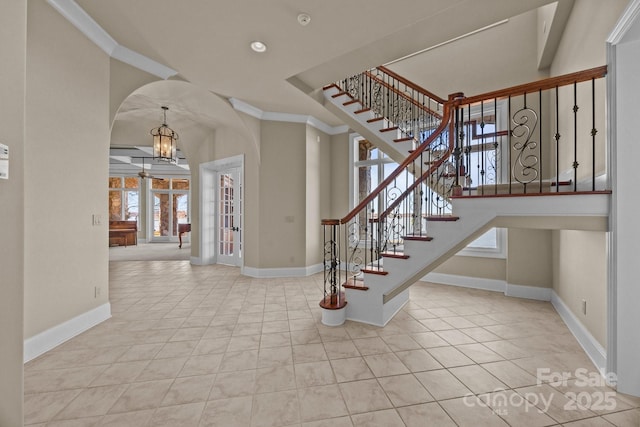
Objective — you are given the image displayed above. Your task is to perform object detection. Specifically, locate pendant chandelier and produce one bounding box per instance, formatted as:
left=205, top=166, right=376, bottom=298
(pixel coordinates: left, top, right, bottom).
left=151, top=106, right=179, bottom=164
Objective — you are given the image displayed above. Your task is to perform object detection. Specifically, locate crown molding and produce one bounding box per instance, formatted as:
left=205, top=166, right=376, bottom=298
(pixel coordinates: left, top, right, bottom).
left=47, top=0, right=178, bottom=79
left=608, top=0, right=640, bottom=44
left=229, top=98, right=349, bottom=135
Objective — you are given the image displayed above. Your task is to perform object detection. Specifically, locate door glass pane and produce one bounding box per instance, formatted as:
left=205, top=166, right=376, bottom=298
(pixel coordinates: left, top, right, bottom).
left=153, top=193, right=170, bottom=236
left=124, top=191, right=139, bottom=222
left=172, top=193, right=189, bottom=236
left=219, top=173, right=234, bottom=256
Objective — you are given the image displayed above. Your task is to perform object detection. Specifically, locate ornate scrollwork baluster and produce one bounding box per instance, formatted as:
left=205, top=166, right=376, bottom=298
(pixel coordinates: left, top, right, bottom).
left=511, top=107, right=539, bottom=187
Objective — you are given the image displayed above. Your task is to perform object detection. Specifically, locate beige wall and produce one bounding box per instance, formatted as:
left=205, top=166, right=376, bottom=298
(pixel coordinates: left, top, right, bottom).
left=0, top=1, right=25, bottom=424
left=109, top=59, right=159, bottom=125
left=546, top=0, right=628, bottom=346
left=434, top=256, right=506, bottom=281
left=389, top=9, right=548, bottom=98
left=330, top=133, right=350, bottom=220
left=553, top=230, right=607, bottom=346
left=507, top=229, right=553, bottom=288
left=24, top=1, right=110, bottom=337
left=305, top=126, right=332, bottom=266
left=259, top=121, right=307, bottom=268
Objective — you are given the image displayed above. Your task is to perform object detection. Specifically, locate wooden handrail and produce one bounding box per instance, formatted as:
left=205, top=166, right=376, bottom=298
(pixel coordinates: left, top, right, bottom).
left=461, top=65, right=607, bottom=106
left=322, top=94, right=458, bottom=226
left=364, top=70, right=443, bottom=119
left=378, top=66, right=447, bottom=105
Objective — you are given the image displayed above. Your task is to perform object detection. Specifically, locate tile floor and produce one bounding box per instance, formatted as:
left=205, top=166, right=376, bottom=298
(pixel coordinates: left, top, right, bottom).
left=24, top=261, right=640, bottom=426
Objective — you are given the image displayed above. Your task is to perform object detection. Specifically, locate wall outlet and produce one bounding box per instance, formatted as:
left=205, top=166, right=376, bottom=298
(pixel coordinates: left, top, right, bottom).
left=94, top=286, right=101, bottom=298
left=92, top=214, right=102, bottom=226
left=581, top=299, right=587, bottom=315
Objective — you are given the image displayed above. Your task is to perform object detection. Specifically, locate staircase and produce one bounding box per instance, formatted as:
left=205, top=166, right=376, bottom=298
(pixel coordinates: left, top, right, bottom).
left=319, top=65, right=610, bottom=327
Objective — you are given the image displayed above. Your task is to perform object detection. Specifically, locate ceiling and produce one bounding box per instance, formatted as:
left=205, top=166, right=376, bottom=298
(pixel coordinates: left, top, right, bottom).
left=53, top=0, right=557, bottom=148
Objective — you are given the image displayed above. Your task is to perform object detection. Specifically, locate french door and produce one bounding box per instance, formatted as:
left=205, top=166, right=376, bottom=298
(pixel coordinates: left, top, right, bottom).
left=150, top=178, right=190, bottom=242
left=217, top=168, right=242, bottom=265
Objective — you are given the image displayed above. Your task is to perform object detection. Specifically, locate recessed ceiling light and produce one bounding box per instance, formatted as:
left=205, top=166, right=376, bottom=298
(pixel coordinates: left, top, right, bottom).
left=250, top=41, right=267, bottom=53
left=297, top=13, right=311, bottom=26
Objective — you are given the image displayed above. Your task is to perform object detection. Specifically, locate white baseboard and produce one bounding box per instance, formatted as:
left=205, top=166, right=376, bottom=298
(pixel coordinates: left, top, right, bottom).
left=242, top=263, right=323, bottom=278
left=190, top=256, right=206, bottom=265
left=24, top=302, right=111, bottom=363
left=506, top=283, right=552, bottom=301
left=422, top=272, right=506, bottom=293
left=551, top=291, right=607, bottom=375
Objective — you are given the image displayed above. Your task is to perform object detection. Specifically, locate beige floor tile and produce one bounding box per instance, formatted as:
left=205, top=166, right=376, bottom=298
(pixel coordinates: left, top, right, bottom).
left=89, top=361, right=149, bottom=387
left=436, top=329, right=477, bottom=345
left=301, top=415, right=353, bottom=427
left=108, top=379, right=173, bottom=413
left=100, top=409, right=155, bottom=427
left=553, top=378, right=638, bottom=415
left=420, top=318, right=456, bottom=331
left=226, top=334, right=261, bottom=352
left=154, top=340, right=198, bottom=359
left=54, top=384, right=129, bottom=420
left=339, top=379, right=393, bottom=414
left=380, top=334, right=422, bottom=351
left=251, top=389, right=300, bottom=427
left=161, top=374, right=215, bottom=406
left=415, top=369, right=472, bottom=400
left=24, top=389, right=82, bottom=424
left=208, top=369, right=257, bottom=400
left=178, top=354, right=224, bottom=377
left=117, top=343, right=164, bottom=362
left=455, top=343, right=504, bottom=364
left=219, top=349, right=258, bottom=372
left=24, top=365, right=108, bottom=394
left=480, top=389, right=557, bottom=426
left=459, top=327, right=502, bottom=342
left=330, top=357, right=375, bottom=383
left=318, top=326, right=351, bottom=342
left=482, top=360, right=539, bottom=388
left=516, top=383, right=597, bottom=423
left=45, top=416, right=103, bottom=426
left=149, top=402, right=205, bottom=427
left=439, top=396, right=510, bottom=427
left=603, top=408, right=640, bottom=427
left=260, top=332, right=291, bottom=349
left=233, top=322, right=263, bottom=337
left=262, top=320, right=290, bottom=334
left=363, top=352, right=410, bottom=377
left=397, top=402, right=457, bottom=427
left=293, top=343, right=328, bottom=363
left=135, top=357, right=187, bottom=381
left=191, top=337, right=230, bottom=355
left=294, top=361, right=336, bottom=388
left=298, top=384, right=349, bottom=422
left=323, top=340, right=361, bottom=359
left=561, top=416, right=616, bottom=426
left=169, top=327, right=207, bottom=342
left=257, top=346, right=293, bottom=368
left=427, top=346, right=475, bottom=368
left=449, top=365, right=507, bottom=394
left=291, top=329, right=322, bottom=345
left=410, top=331, right=450, bottom=348
left=378, top=374, right=434, bottom=406
left=352, top=337, right=392, bottom=355
left=255, top=365, right=296, bottom=393
left=483, top=339, right=531, bottom=359
left=351, top=408, right=405, bottom=426
left=394, top=349, right=442, bottom=372
left=200, top=396, right=253, bottom=427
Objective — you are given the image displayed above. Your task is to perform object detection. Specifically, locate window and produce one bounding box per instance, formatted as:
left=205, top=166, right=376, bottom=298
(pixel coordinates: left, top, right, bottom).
left=151, top=178, right=190, bottom=238
left=349, top=133, right=505, bottom=257
left=108, top=176, right=139, bottom=223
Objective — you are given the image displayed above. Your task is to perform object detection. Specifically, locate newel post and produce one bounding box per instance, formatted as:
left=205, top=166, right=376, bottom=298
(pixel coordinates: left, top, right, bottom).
left=319, top=219, right=347, bottom=326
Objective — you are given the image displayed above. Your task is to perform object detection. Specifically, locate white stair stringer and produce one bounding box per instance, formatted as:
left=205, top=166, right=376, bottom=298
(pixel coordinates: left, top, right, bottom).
left=323, top=85, right=415, bottom=165
left=345, top=193, right=611, bottom=326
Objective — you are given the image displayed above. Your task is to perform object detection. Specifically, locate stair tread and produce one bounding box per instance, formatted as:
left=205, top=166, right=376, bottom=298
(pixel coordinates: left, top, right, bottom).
left=343, top=99, right=360, bottom=106
left=403, top=235, right=434, bottom=241
left=343, top=278, right=369, bottom=291
left=394, top=137, right=413, bottom=143
left=367, top=117, right=384, bottom=123
left=381, top=252, right=410, bottom=259
left=354, top=108, right=371, bottom=114
left=426, top=215, right=459, bottom=222
left=380, top=126, right=399, bottom=132
left=331, top=91, right=351, bottom=99
left=361, top=266, right=388, bottom=276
